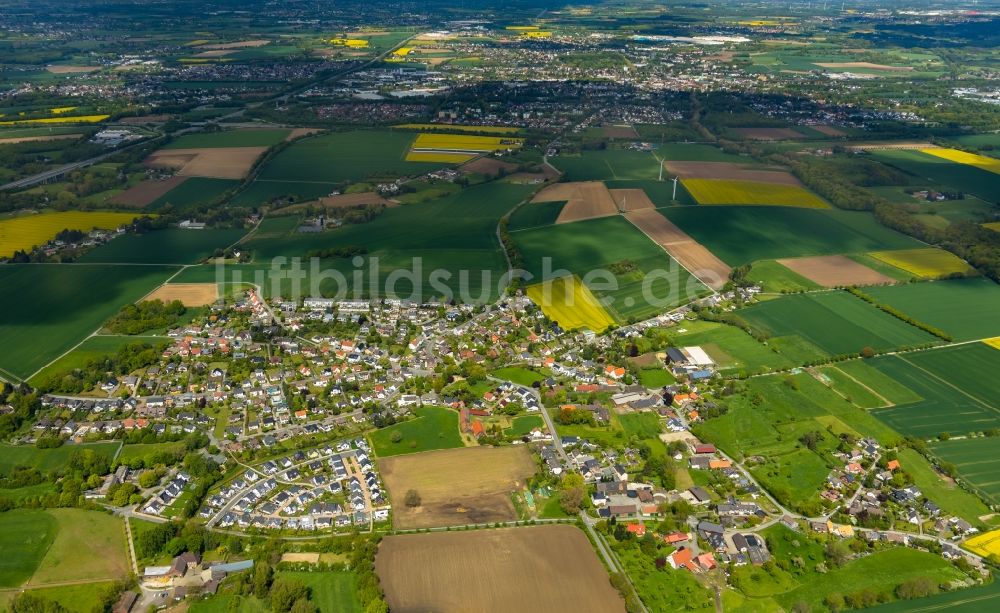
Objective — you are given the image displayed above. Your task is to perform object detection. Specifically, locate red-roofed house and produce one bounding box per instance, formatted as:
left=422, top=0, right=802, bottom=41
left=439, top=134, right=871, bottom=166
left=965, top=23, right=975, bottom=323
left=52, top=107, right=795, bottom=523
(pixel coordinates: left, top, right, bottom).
left=669, top=548, right=696, bottom=571
left=665, top=532, right=689, bottom=544
left=626, top=523, right=646, bottom=537
left=887, top=459, right=900, bottom=471
left=696, top=553, right=717, bottom=571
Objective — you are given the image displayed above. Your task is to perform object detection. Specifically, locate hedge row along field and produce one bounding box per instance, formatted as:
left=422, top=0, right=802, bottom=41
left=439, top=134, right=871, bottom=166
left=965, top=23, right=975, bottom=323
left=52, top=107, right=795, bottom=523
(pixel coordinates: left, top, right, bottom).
left=864, top=277, right=1000, bottom=342
left=0, top=211, right=141, bottom=257
left=681, top=178, right=829, bottom=208
left=526, top=275, right=616, bottom=333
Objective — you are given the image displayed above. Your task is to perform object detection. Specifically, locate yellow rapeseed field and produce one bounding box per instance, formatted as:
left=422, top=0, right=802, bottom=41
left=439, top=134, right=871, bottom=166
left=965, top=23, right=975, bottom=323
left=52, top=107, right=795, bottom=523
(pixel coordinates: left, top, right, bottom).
left=921, top=148, right=1000, bottom=176
left=869, top=248, right=974, bottom=279
left=49, top=107, right=78, bottom=114
left=964, top=529, right=1000, bottom=558
left=410, top=133, right=523, bottom=153
left=985, top=222, right=1000, bottom=232
left=0, top=115, right=109, bottom=126
left=329, top=38, right=369, bottom=48
left=392, top=47, right=414, bottom=57
left=0, top=211, right=141, bottom=257
left=527, top=276, right=615, bottom=333
left=681, top=178, right=829, bottom=208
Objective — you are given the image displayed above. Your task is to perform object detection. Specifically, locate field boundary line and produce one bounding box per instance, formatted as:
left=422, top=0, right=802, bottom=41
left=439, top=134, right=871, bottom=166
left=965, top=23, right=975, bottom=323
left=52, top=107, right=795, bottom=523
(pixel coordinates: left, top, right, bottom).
left=830, top=366, right=893, bottom=408
left=895, top=355, right=998, bottom=413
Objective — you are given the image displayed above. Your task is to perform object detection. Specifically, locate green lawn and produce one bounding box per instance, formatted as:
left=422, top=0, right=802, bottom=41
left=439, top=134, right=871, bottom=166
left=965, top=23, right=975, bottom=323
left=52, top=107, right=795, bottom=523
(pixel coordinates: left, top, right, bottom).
left=492, top=367, right=548, bottom=387
left=117, top=441, right=187, bottom=464
left=0, top=510, right=57, bottom=587
left=29, top=335, right=167, bottom=388
left=0, top=442, right=120, bottom=476
left=506, top=415, right=544, bottom=436
left=369, top=406, right=463, bottom=457
left=637, top=368, right=675, bottom=388
left=11, top=581, right=116, bottom=613
left=276, top=570, right=361, bottom=613
left=0, top=264, right=177, bottom=380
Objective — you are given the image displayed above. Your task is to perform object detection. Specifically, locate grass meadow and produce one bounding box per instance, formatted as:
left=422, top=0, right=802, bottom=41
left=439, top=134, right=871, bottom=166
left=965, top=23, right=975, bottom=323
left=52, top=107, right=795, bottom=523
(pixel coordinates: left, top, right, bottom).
left=369, top=406, right=463, bottom=457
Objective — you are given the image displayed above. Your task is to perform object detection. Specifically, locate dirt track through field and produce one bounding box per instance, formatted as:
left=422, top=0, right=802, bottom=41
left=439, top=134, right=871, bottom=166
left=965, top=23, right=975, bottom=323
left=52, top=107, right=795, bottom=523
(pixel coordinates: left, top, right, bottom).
left=379, top=447, right=535, bottom=529
left=376, top=526, right=626, bottom=613
left=625, top=208, right=730, bottom=290
left=664, top=161, right=802, bottom=185
left=111, top=176, right=188, bottom=207
left=532, top=181, right=618, bottom=223
left=777, top=255, right=895, bottom=288
left=146, top=147, right=267, bottom=179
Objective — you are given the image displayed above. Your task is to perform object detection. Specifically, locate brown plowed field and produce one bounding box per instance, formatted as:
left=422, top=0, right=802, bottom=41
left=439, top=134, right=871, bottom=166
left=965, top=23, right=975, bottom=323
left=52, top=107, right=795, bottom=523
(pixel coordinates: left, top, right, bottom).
left=460, top=156, right=518, bottom=177
left=602, top=124, right=638, bottom=139
left=111, top=176, right=188, bottom=207
left=142, top=283, right=219, bottom=306
left=610, top=188, right=655, bottom=212
left=0, top=134, right=81, bottom=145
left=815, top=62, right=912, bottom=71
left=533, top=181, right=618, bottom=223
left=732, top=127, right=805, bottom=140
left=625, top=208, right=731, bottom=290
left=663, top=161, right=801, bottom=186
left=319, top=192, right=392, bottom=208
left=376, top=526, right=625, bottom=613
left=811, top=125, right=847, bottom=137
left=379, top=446, right=534, bottom=529
left=776, top=255, right=895, bottom=288
left=198, top=39, right=270, bottom=50
left=145, top=147, right=267, bottom=179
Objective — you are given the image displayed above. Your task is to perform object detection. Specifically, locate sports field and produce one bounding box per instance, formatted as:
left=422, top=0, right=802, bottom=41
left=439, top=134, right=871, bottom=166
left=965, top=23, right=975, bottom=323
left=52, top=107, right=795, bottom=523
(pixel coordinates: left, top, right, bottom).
left=379, top=447, right=535, bottom=529
left=869, top=248, right=975, bottom=278
left=930, top=437, right=1000, bottom=504
left=0, top=264, right=176, bottom=380
left=526, top=276, right=616, bottom=332
left=737, top=291, right=937, bottom=357
left=864, top=277, right=1000, bottom=342
left=376, top=526, right=624, bottom=613
left=681, top=178, right=828, bottom=208
left=870, top=344, right=1000, bottom=438
left=369, top=406, right=463, bottom=457
left=78, top=227, right=246, bottom=264
left=0, top=211, right=140, bottom=257
left=660, top=207, right=922, bottom=266
left=920, top=147, right=1000, bottom=175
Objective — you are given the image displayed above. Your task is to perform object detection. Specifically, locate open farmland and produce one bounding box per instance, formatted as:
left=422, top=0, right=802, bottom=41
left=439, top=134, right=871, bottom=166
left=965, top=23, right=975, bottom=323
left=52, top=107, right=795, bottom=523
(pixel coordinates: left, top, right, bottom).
left=0, top=442, right=120, bottom=476
left=964, top=529, right=1000, bottom=558
left=530, top=181, right=618, bottom=223
left=0, top=510, right=57, bottom=587
left=514, top=215, right=709, bottom=321
left=0, top=211, right=140, bottom=257
left=162, top=128, right=292, bottom=149
left=552, top=149, right=661, bottom=181
left=109, top=176, right=188, bottom=207
left=142, top=283, right=219, bottom=306
left=405, top=133, right=523, bottom=163
left=660, top=207, right=923, bottom=266
left=870, top=149, right=1000, bottom=201
left=527, top=276, right=616, bottom=332
left=776, top=255, right=895, bottom=287
left=864, top=278, right=1000, bottom=342
left=681, top=178, right=828, bottom=208
left=148, top=177, right=238, bottom=211
left=375, top=526, right=624, bottom=613
left=79, top=227, right=247, bottom=264
left=29, top=335, right=166, bottom=388
left=664, top=160, right=802, bottom=185
left=0, top=264, right=176, bottom=380
left=737, top=291, right=938, bottom=358
left=25, top=508, right=129, bottom=586
left=869, top=248, right=975, bottom=279
left=920, top=147, right=1000, bottom=175
left=379, top=447, right=535, bottom=529
left=609, top=188, right=655, bottom=211
left=369, top=406, right=463, bottom=457
left=930, top=437, right=1000, bottom=504
left=624, top=208, right=731, bottom=290
left=731, top=127, right=806, bottom=140
left=869, top=344, right=1000, bottom=439
left=146, top=146, right=267, bottom=179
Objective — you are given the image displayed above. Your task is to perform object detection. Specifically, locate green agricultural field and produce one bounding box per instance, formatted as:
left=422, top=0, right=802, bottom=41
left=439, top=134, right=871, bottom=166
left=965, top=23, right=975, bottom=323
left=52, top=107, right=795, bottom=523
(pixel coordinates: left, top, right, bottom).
left=492, top=366, right=548, bottom=387
left=276, top=571, right=360, bottom=613
left=657, top=143, right=748, bottom=162
left=26, top=509, right=128, bottom=586
left=737, top=291, right=938, bottom=358
left=229, top=180, right=335, bottom=207
left=660, top=207, right=922, bottom=266
left=0, top=510, right=57, bottom=587
left=506, top=415, right=544, bottom=437
left=0, top=264, right=176, bottom=380
left=896, top=448, right=991, bottom=525
left=746, top=260, right=822, bottom=293
left=162, top=128, right=291, bottom=149
left=513, top=215, right=709, bottom=321
left=0, top=442, right=120, bottom=476
left=507, top=200, right=566, bottom=231
left=29, top=335, right=167, bottom=388
left=694, top=373, right=900, bottom=513
left=78, top=228, right=247, bottom=264
left=551, top=149, right=662, bottom=181
left=831, top=360, right=923, bottom=406
left=246, top=130, right=444, bottom=190
left=870, top=149, right=1000, bottom=201
left=864, top=278, right=1000, bottom=342
left=149, top=177, right=239, bottom=211
left=369, top=406, right=463, bottom=457
left=9, top=582, right=116, bottom=613
left=930, top=437, right=1000, bottom=504
left=817, top=366, right=887, bottom=409
left=869, top=345, right=1000, bottom=439
left=236, top=181, right=532, bottom=302
left=667, top=319, right=795, bottom=374
left=864, top=581, right=1000, bottom=613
